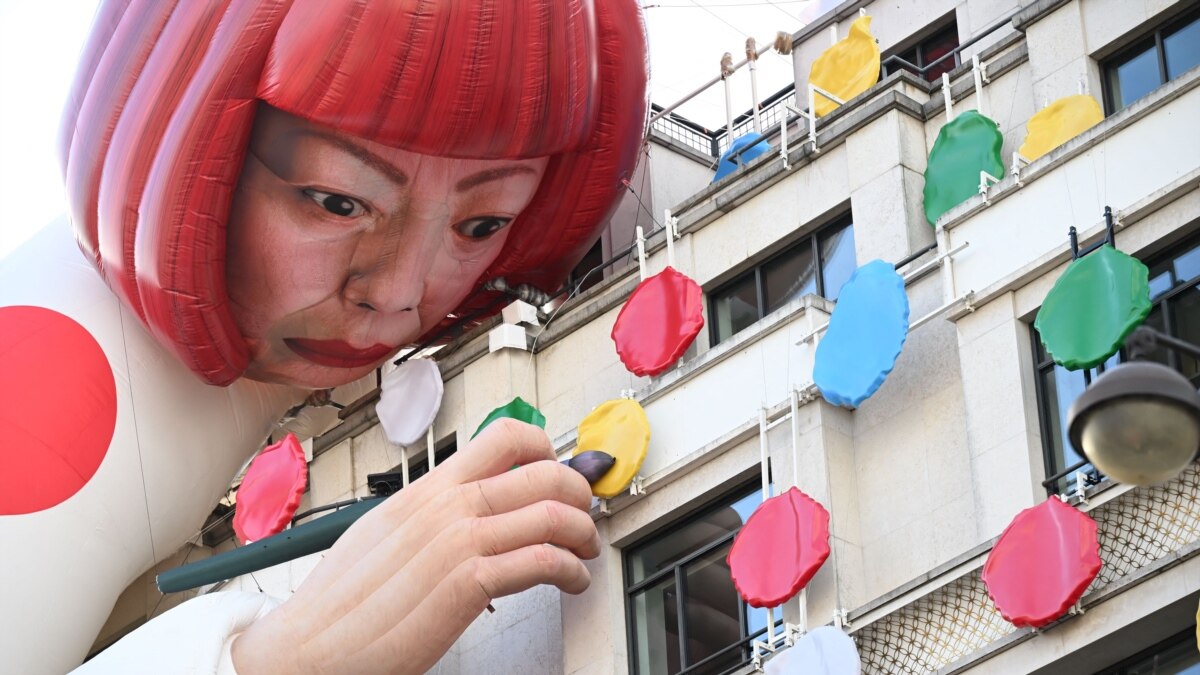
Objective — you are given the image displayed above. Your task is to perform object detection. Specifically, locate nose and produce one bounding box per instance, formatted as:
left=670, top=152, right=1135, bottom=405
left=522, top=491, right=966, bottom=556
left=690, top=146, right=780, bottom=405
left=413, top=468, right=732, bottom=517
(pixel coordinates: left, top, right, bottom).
left=342, top=202, right=447, bottom=315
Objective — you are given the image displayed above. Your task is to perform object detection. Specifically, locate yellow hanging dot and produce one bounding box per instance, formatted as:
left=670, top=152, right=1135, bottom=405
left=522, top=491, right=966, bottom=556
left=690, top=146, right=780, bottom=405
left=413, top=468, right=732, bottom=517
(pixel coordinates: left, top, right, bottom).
left=809, top=15, right=881, bottom=117
left=1019, top=94, right=1103, bottom=161
left=575, top=398, right=650, bottom=499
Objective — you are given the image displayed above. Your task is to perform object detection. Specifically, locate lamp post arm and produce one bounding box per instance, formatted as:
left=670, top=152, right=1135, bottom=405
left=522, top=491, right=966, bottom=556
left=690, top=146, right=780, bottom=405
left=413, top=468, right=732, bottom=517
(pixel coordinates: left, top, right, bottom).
left=1126, top=325, right=1200, bottom=362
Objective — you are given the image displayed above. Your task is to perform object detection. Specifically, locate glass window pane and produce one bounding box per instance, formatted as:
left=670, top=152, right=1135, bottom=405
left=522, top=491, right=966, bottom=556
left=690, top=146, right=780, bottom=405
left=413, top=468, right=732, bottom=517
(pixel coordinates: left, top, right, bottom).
left=1165, top=15, right=1200, bottom=80
left=1170, top=285, right=1200, bottom=384
left=1109, top=44, right=1162, bottom=111
left=711, top=273, right=760, bottom=343
left=921, top=24, right=960, bottom=81
left=1172, top=240, right=1200, bottom=286
left=1040, top=350, right=1117, bottom=493
left=682, top=543, right=743, bottom=673
left=631, top=576, right=681, bottom=675
left=1140, top=305, right=1171, bottom=368
left=627, top=490, right=762, bottom=585
left=762, top=241, right=817, bottom=315
left=819, top=222, right=857, bottom=301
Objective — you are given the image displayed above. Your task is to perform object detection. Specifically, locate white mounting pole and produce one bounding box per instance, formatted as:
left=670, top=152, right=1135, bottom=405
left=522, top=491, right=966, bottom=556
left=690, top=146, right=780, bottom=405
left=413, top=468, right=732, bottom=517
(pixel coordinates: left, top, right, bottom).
left=789, top=388, right=800, bottom=488
left=759, top=407, right=770, bottom=499
left=721, top=52, right=735, bottom=142
left=942, top=72, right=954, bottom=121
left=828, top=24, right=838, bottom=46
left=400, top=445, right=410, bottom=487
left=971, top=53, right=988, bottom=118
left=426, top=424, right=436, bottom=470
left=937, top=228, right=956, bottom=303
left=747, top=38, right=762, bottom=133
left=779, top=108, right=789, bottom=169
left=766, top=606, right=777, bottom=648
left=979, top=170, right=1001, bottom=204
left=807, top=85, right=818, bottom=150
left=635, top=225, right=647, bottom=280
left=664, top=209, right=677, bottom=269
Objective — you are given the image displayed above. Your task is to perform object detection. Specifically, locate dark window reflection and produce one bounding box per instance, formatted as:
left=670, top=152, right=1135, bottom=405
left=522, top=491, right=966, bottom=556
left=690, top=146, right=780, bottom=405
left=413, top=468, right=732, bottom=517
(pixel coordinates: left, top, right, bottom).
left=708, top=215, right=856, bottom=345
left=627, top=487, right=779, bottom=674
left=710, top=273, right=760, bottom=345
left=631, top=576, right=680, bottom=675
left=883, top=20, right=960, bottom=82
left=683, top=544, right=742, bottom=673
left=1098, top=627, right=1200, bottom=675
left=762, top=242, right=817, bottom=314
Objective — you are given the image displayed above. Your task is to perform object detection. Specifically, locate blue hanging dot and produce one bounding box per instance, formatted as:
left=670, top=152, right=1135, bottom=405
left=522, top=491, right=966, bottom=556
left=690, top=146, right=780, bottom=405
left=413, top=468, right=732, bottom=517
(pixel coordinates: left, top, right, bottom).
left=814, top=260, right=910, bottom=408
left=712, top=133, right=771, bottom=182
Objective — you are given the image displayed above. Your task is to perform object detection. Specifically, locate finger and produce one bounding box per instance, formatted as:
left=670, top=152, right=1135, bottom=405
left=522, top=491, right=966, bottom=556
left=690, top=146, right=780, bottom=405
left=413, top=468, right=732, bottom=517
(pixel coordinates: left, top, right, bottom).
left=471, top=500, right=601, bottom=561
left=302, top=459, right=591, bottom=611
left=295, top=419, right=555, bottom=598
left=344, top=545, right=591, bottom=672
left=311, top=495, right=599, bottom=649
left=475, top=459, right=593, bottom=516
left=437, top=417, right=557, bottom=484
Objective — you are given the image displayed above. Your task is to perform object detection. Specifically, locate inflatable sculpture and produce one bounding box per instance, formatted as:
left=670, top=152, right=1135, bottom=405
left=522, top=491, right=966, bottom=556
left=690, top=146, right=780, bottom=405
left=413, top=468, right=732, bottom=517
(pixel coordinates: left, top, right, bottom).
left=0, top=1, right=648, bottom=672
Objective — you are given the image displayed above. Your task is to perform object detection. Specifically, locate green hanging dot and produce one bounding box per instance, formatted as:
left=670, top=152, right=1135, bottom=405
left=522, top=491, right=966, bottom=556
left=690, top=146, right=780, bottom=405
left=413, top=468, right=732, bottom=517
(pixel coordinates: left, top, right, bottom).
left=924, top=110, right=1005, bottom=226
left=1034, top=245, right=1151, bottom=370
left=471, top=396, right=548, bottom=439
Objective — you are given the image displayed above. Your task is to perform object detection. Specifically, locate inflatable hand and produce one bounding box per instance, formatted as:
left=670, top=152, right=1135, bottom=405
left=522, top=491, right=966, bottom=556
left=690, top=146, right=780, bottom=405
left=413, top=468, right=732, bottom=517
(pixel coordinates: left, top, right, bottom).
left=231, top=421, right=598, bottom=675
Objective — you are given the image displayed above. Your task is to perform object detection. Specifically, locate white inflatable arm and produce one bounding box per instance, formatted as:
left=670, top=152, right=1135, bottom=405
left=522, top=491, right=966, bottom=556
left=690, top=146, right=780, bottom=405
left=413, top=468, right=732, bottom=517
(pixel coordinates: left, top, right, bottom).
left=74, top=592, right=282, bottom=674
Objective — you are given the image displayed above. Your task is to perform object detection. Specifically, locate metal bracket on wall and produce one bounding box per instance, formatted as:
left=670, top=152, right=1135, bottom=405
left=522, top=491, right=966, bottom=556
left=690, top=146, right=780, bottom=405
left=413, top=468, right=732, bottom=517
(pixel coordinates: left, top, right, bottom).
left=628, top=474, right=646, bottom=497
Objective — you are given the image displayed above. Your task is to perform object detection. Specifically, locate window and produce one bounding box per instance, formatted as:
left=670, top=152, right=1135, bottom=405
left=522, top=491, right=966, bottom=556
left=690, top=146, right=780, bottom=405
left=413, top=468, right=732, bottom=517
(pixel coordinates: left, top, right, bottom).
left=708, top=215, right=855, bottom=345
left=567, top=239, right=606, bottom=295
left=1103, top=8, right=1200, bottom=114
left=625, top=485, right=780, bottom=675
left=1033, top=234, right=1200, bottom=494
left=367, top=439, right=458, bottom=496
left=883, top=20, right=960, bottom=82
left=1095, top=627, right=1200, bottom=675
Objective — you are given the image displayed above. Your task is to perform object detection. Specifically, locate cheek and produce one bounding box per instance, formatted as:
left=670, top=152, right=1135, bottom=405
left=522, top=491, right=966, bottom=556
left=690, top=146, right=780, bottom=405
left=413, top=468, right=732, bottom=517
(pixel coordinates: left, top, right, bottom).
left=421, top=234, right=512, bottom=312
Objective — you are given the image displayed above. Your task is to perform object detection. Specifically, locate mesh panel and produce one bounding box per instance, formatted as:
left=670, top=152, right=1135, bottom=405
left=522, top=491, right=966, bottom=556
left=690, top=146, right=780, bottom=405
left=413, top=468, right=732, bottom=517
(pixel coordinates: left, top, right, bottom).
left=852, top=464, right=1200, bottom=673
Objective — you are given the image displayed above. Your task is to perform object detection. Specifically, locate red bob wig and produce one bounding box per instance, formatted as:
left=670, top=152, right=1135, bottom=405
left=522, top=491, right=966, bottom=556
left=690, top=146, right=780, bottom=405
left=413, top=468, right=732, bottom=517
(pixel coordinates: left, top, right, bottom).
left=60, top=0, right=649, bottom=385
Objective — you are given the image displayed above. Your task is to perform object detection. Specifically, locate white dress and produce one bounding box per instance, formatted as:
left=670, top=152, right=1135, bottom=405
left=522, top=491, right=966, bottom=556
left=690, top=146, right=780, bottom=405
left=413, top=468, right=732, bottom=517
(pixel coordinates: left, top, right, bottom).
left=0, top=218, right=302, bottom=674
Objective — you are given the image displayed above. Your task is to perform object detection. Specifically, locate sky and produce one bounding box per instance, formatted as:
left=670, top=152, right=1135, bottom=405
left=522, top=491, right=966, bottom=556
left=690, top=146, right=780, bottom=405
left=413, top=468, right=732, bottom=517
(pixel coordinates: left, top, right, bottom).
left=0, top=0, right=837, bottom=257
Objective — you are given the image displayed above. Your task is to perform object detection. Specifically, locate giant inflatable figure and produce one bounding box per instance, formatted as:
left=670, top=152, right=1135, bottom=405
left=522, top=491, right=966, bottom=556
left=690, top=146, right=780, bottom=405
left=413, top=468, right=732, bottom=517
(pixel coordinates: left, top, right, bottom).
left=0, top=1, right=648, bottom=672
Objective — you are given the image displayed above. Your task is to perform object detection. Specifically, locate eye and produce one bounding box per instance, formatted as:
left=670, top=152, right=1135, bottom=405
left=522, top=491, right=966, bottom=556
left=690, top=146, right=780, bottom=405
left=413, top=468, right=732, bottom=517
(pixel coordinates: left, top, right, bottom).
left=454, top=216, right=513, bottom=240
left=302, top=189, right=367, bottom=218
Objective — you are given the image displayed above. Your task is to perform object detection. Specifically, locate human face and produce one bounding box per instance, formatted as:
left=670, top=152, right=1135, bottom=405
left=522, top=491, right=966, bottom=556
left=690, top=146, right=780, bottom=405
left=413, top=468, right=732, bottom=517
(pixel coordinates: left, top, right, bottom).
left=226, top=105, right=549, bottom=388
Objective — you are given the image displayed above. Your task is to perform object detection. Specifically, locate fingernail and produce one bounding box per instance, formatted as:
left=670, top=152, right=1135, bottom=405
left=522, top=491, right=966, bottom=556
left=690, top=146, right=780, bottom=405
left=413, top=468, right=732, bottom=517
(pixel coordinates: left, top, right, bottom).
left=563, top=451, right=616, bottom=485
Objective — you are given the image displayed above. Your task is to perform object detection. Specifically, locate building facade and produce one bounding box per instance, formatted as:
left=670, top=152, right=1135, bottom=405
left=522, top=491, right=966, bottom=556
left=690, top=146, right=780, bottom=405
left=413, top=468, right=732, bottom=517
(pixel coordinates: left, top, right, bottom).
left=94, top=0, right=1200, bottom=672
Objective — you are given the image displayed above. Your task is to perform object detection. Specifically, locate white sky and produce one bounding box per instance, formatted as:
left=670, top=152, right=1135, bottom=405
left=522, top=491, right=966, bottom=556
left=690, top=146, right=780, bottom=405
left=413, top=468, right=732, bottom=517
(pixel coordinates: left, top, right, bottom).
left=0, top=0, right=837, bottom=257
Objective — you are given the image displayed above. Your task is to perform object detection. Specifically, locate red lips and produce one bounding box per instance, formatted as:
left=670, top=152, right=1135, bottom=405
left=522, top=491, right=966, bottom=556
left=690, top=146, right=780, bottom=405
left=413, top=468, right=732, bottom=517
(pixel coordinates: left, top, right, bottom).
left=284, top=338, right=395, bottom=369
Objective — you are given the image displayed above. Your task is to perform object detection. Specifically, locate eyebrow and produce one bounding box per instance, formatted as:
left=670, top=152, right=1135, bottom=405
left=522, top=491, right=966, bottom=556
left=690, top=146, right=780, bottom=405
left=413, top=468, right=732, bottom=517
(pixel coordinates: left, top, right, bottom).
left=455, top=166, right=539, bottom=192
left=288, top=127, right=538, bottom=192
left=290, top=129, right=410, bottom=187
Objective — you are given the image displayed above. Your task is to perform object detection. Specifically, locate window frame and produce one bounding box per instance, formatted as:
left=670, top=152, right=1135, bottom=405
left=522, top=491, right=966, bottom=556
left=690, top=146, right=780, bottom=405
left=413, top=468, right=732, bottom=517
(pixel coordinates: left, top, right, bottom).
left=881, top=17, right=960, bottom=82
left=1102, top=6, right=1200, bottom=114
left=706, top=213, right=854, bottom=347
left=623, top=481, right=779, bottom=675
left=1032, top=230, right=1200, bottom=495
left=1093, top=626, right=1200, bottom=675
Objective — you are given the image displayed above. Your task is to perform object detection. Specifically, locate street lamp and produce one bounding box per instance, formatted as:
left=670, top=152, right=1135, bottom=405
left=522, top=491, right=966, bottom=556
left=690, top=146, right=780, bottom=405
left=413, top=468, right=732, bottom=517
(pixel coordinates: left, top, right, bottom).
left=1067, top=326, right=1200, bottom=486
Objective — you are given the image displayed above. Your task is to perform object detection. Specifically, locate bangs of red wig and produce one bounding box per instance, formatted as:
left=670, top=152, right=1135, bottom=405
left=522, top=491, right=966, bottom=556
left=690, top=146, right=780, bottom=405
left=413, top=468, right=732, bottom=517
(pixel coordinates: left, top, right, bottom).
left=59, top=0, right=648, bottom=386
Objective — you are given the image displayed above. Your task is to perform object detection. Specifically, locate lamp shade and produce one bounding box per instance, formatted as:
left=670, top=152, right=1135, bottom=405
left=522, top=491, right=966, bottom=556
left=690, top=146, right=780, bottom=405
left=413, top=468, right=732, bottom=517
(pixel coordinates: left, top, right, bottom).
left=1068, top=360, right=1200, bottom=485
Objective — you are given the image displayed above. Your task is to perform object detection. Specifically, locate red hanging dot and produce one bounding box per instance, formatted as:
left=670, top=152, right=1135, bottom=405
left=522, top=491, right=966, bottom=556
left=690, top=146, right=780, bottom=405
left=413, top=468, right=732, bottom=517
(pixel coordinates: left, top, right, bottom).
left=0, top=306, right=117, bottom=514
